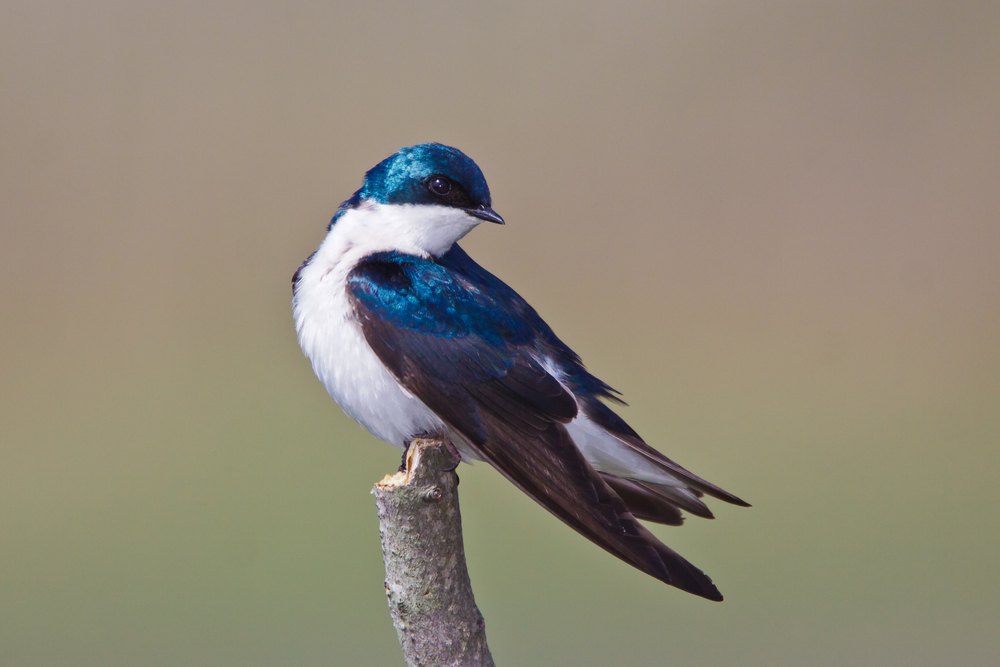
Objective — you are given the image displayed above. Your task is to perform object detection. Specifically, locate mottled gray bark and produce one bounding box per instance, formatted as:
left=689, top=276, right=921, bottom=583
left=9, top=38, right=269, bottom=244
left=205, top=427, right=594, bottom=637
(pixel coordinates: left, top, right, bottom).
left=373, top=438, right=496, bottom=667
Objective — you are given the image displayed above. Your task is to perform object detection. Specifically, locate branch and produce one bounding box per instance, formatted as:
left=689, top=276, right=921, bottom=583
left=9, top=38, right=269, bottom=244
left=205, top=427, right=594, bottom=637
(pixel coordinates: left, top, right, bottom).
left=373, top=438, right=496, bottom=667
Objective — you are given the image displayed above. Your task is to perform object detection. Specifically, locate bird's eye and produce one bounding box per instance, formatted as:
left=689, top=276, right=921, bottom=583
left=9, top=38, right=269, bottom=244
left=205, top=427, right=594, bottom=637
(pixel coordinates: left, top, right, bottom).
left=428, top=176, right=451, bottom=196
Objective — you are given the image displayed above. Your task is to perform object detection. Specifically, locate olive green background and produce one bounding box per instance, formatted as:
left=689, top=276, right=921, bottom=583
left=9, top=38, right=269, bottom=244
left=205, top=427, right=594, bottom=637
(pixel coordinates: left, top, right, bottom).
left=2, top=2, right=998, bottom=665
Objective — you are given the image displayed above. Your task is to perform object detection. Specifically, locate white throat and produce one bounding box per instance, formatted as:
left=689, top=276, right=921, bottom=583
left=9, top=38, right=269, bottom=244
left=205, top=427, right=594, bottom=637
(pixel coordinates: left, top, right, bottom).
left=327, top=201, right=481, bottom=259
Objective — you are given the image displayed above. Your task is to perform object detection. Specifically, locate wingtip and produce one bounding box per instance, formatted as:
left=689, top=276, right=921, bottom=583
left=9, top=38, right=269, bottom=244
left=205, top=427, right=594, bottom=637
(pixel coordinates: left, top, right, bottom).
left=703, top=588, right=725, bottom=602
left=657, top=560, right=725, bottom=601
left=658, top=560, right=725, bottom=601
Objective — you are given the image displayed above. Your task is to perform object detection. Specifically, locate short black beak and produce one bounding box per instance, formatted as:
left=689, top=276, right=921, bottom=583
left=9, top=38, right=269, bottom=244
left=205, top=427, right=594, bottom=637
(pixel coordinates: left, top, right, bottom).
left=465, top=205, right=505, bottom=225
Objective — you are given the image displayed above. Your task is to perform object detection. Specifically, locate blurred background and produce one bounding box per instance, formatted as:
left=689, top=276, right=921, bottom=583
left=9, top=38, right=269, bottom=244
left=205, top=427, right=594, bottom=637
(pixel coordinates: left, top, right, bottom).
left=2, top=1, right=998, bottom=665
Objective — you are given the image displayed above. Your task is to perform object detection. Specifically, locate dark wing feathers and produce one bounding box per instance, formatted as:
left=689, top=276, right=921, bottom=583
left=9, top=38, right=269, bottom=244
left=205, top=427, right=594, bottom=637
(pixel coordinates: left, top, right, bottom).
left=443, top=245, right=750, bottom=509
left=476, top=417, right=723, bottom=601
left=347, top=249, right=730, bottom=600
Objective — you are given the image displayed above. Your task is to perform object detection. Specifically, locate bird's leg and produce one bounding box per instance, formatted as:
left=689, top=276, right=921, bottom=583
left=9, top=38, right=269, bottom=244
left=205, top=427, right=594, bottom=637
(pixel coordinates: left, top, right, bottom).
left=398, top=443, right=410, bottom=473
left=404, top=433, right=463, bottom=473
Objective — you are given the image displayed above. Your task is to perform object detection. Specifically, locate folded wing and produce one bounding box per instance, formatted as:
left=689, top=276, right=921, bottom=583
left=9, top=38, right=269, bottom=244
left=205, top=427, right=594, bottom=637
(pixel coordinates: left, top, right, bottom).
left=347, top=250, right=725, bottom=600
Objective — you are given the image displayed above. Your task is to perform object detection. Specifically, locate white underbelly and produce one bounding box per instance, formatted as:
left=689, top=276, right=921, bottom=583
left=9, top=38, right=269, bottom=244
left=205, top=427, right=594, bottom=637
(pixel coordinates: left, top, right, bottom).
left=298, top=290, right=446, bottom=448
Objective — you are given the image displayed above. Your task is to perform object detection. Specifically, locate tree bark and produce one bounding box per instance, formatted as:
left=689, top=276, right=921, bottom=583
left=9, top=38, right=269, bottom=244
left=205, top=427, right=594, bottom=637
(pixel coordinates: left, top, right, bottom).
left=373, top=438, right=496, bottom=667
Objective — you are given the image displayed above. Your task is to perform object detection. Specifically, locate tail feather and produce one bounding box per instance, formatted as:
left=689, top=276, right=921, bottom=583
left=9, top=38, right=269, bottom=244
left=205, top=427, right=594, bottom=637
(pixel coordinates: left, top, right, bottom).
left=640, top=482, right=715, bottom=519
left=599, top=474, right=685, bottom=526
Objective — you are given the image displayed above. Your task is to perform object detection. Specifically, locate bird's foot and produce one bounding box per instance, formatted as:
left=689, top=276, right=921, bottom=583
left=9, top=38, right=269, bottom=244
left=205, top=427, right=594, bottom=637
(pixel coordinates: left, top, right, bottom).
left=402, top=433, right=463, bottom=473
left=441, top=439, right=463, bottom=472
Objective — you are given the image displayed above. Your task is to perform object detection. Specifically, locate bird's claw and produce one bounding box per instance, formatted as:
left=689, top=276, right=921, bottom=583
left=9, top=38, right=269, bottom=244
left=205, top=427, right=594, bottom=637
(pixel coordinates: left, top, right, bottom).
left=442, top=440, right=463, bottom=472
left=402, top=434, right=463, bottom=473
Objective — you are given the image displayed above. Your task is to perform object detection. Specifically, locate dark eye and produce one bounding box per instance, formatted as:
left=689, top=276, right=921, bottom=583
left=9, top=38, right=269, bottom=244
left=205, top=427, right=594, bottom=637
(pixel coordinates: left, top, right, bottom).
left=427, top=176, right=451, bottom=196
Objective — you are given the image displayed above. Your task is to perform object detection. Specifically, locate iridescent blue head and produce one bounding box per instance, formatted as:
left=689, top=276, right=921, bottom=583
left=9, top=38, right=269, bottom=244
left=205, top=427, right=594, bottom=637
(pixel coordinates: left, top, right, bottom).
left=332, top=143, right=504, bottom=228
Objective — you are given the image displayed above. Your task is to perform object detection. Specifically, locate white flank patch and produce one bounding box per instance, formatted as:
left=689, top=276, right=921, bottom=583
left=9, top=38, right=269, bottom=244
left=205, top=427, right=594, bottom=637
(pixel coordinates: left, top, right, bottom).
left=534, top=354, right=687, bottom=487
left=564, top=413, right=686, bottom=488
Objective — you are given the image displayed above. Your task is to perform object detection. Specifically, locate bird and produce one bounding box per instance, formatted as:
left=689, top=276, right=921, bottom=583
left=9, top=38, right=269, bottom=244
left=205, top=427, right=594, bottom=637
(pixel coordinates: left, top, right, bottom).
left=292, top=143, right=748, bottom=601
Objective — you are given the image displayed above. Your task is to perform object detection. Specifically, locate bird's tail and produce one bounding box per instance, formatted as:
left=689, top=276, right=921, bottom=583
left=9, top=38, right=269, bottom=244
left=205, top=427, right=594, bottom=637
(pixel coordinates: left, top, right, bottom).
left=474, top=418, right=725, bottom=600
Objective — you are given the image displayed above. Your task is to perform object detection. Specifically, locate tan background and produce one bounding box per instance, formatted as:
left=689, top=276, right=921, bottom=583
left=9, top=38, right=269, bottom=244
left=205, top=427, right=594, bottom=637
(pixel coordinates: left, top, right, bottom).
left=2, top=1, right=998, bottom=665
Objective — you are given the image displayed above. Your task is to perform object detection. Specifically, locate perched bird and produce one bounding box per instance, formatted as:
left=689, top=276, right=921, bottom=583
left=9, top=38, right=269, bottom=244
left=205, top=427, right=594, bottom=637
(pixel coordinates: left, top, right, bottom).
left=293, top=143, right=748, bottom=601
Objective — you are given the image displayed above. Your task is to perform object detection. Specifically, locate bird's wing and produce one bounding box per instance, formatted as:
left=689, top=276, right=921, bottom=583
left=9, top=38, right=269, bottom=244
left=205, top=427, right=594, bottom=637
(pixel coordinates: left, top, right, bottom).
left=440, top=244, right=750, bottom=510
left=346, top=251, right=723, bottom=600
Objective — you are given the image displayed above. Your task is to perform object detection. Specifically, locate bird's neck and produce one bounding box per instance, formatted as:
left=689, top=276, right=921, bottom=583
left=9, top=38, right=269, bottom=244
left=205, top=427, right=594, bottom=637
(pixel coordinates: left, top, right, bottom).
left=323, top=201, right=479, bottom=263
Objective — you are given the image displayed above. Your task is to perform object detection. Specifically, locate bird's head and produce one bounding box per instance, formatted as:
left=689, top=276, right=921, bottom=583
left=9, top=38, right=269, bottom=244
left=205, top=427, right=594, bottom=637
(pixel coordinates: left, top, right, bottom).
left=359, top=143, right=503, bottom=223
left=329, top=143, right=504, bottom=257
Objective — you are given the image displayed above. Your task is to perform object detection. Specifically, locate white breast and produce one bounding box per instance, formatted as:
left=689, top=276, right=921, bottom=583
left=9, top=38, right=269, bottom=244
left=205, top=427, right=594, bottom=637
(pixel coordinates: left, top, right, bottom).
left=292, top=202, right=483, bottom=451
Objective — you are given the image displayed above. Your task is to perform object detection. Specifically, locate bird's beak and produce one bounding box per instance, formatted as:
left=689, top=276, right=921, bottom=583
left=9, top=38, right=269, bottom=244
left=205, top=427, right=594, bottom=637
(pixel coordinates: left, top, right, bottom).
left=465, top=205, right=505, bottom=225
